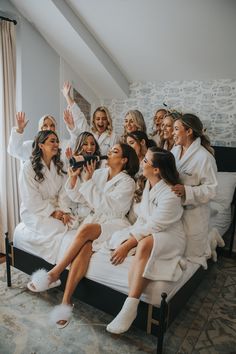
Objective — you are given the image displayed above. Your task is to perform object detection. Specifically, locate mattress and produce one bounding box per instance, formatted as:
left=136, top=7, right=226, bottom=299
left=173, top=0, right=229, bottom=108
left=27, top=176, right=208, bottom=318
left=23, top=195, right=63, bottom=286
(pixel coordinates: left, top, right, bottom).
left=58, top=230, right=200, bottom=307
left=14, top=223, right=200, bottom=307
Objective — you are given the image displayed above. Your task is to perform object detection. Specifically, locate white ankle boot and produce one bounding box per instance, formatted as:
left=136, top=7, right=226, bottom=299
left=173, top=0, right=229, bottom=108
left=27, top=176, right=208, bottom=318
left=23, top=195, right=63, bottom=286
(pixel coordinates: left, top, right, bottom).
left=106, top=297, right=140, bottom=334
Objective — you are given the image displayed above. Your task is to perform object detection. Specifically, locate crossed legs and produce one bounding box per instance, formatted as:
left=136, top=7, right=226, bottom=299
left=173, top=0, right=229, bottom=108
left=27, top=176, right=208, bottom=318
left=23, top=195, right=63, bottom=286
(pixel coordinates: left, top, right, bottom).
left=48, top=223, right=101, bottom=282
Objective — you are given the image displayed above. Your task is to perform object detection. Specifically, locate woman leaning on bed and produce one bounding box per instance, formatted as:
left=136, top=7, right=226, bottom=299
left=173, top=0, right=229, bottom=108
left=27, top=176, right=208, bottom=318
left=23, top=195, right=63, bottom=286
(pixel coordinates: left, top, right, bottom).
left=106, top=147, right=186, bottom=334
left=171, top=113, right=218, bottom=268
left=27, top=143, right=139, bottom=328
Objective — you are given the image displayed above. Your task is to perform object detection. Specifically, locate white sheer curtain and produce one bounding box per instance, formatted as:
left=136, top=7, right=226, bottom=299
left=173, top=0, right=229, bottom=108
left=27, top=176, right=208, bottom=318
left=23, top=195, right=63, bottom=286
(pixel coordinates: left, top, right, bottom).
left=0, top=20, right=20, bottom=252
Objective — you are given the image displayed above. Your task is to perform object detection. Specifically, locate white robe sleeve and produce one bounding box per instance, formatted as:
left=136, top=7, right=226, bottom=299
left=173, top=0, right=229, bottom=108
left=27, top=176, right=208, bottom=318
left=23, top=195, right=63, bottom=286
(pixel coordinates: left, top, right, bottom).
left=68, top=102, right=91, bottom=138
left=65, top=176, right=87, bottom=204
left=8, top=127, right=33, bottom=161
left=184, top=156, right=217, bottom=206
left=79, top=172, right=135, bottom=216
left=20, top=162, right=56, bottom=217
left=57, top=176, right=74, bottom=213
left=131, top=191, right=183, bottom=241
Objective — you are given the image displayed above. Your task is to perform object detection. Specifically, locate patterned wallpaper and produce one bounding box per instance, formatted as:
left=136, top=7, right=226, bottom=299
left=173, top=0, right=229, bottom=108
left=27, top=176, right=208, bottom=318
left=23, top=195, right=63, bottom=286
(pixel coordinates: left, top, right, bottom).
left=102, top=79, right=236, bottom=146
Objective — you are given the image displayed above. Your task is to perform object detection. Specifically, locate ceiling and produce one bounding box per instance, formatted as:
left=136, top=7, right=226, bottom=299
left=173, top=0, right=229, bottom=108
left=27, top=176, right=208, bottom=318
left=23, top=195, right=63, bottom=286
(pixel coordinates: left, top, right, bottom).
left=9, top=0, right=236, bottom=99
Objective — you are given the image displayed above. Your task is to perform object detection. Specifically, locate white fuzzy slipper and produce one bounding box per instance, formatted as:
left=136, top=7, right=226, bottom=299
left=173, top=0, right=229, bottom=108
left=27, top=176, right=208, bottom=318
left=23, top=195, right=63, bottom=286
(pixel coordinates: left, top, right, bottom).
left=49, top=304, right=74, bottom=329
left=27, top=269, right=61, bottom=293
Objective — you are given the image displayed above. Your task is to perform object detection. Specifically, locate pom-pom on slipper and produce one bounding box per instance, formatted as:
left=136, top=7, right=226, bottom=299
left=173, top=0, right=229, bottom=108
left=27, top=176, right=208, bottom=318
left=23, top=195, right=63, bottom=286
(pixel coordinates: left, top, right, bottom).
left=27, top=268, right=61, bottom=292
left=49, top=304, right=74, bottom=329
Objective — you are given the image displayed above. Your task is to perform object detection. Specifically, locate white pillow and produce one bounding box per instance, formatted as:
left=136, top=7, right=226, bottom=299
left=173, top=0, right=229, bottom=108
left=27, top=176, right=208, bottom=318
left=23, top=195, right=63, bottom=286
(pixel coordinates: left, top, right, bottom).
left=212, top=172, right=236, bottom=210
left=210, top=172, right=236, bottom=236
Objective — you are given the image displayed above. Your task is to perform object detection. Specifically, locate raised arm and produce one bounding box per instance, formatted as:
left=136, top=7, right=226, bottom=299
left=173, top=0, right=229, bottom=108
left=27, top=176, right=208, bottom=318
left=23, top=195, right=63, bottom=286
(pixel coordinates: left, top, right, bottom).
left=62, top=82, right=91, bottom=137
left=62, top=81, right=74, bottom=107
left=7, top=112, right=33, bottom=161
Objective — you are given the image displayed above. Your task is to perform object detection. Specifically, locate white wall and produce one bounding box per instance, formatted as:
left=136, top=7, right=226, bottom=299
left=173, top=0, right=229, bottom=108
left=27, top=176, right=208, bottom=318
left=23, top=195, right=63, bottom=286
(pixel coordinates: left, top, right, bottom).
left=1, top=0, right=60, bottom=140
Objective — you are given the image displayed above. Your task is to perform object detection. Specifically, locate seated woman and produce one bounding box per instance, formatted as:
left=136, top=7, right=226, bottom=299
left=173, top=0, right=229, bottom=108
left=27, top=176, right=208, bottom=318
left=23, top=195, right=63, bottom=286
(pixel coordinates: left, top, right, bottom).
left=125, top=130, right=157, bottom=223
left=62, top=82, right=119, bottom=155
left=27, top=143, right=140, bottom=328
left=14, top=130, right=73, bottom=264
left=171, top=113, right=218, bottom=267
left=7, top=111, right=77, bottom=162
left=121, top=109, right=147, bottom=142
left=65, top=131, right=101, bottom=227
left=106, top=147, right=186, bottom=334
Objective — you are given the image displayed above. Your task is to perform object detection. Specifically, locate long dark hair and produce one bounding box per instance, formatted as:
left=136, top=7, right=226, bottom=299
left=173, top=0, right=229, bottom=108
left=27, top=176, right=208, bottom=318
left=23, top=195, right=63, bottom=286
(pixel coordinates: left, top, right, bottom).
left=119, top=143, right=139, bottom=178
left=31, top=130, right=65, bottom=182
left=126, top=130, right=156, bottom=149
left=149, top=147, right=180, bottom=185
left=134, top=147, right=180, bottom=202
left=176, top=113, right=214, bottom=156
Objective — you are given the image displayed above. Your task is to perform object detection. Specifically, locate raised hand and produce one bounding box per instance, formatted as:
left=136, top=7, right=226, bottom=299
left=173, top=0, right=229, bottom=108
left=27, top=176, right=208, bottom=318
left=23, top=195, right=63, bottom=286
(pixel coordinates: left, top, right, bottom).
left=63, top=109, right=75, bottom=130
left=16, top=112, right=29, bottom=133
left=62, top=81, right=71, bottom=98
left=65, top=147, right=73, bottom=160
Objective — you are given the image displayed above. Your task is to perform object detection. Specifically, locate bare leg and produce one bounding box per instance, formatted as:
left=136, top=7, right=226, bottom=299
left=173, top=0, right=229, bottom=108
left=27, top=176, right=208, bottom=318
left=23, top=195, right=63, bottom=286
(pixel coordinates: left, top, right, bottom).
left=49, top=223, right=101, bottom=281
left=128, top=236, right=153, bottom=298
left=52, top=242, right=93, bottom=327
left=62, top=242, right=93, bottom=305
left=107, top=236, right=153, bottom=334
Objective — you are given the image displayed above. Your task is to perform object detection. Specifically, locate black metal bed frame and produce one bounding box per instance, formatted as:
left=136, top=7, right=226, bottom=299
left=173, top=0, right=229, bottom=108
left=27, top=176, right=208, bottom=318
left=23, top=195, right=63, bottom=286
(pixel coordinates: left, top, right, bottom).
left=4, top=146, right=236, bottom=354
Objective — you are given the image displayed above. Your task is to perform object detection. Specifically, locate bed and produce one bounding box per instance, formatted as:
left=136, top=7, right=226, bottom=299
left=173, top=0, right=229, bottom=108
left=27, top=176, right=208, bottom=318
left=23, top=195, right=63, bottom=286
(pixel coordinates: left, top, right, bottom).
left=4, top=146, right=236, bottom=354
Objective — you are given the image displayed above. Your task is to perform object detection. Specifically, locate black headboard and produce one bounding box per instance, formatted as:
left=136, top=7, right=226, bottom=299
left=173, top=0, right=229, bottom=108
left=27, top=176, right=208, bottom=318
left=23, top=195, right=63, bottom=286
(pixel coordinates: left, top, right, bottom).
left=213, top=146, right=236, bottom=172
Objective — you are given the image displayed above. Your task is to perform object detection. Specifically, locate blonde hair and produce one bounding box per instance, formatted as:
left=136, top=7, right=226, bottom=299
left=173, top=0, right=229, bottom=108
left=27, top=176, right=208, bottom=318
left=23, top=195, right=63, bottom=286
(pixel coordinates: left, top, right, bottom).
left=91, top=106, right=113, bottom=136
left=38, top=115, right=57, bottom=131
left=124, top=110, right=146, bottom=135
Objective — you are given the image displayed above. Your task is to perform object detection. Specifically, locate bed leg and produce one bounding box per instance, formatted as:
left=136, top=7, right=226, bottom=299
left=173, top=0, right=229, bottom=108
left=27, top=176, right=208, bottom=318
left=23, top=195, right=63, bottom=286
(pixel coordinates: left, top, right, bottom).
left=5, top=232, right=12, bottom=287
left=157, top=292, right=168, bottom=354
left=229, top=204, right=236, bottom=256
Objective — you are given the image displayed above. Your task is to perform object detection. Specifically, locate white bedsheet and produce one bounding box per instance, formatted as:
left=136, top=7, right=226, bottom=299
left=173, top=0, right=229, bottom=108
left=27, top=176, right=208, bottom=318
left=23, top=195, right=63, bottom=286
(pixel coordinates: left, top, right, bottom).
left=14, top=224, right=200, bottom=307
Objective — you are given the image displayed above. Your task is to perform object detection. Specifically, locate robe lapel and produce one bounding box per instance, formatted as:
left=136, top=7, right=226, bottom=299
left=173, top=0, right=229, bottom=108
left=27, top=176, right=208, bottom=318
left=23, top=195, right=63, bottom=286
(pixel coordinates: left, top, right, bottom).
left=175, top=138, right=201, bottom=172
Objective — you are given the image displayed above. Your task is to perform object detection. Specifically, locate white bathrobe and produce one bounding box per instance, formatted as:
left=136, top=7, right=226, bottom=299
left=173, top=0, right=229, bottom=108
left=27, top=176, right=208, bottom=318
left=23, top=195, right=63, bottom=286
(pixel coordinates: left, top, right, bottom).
left=70, top=167, right=135, bottom=251
left=14, top=160, right=73, bottom=264
left=109, top=179, right=186, bottom=282
left=70, top=103, right=119, bottom=155
left=171, top=138, right=218, bottom=268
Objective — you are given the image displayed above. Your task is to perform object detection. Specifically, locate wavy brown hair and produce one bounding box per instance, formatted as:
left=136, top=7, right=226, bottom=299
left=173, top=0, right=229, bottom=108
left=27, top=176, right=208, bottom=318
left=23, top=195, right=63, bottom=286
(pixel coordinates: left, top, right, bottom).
left=134, top=147, right=180, bottom=202
left=176, top=113, right=214, bottom=156
left=31, top=130, right=65, bottom=182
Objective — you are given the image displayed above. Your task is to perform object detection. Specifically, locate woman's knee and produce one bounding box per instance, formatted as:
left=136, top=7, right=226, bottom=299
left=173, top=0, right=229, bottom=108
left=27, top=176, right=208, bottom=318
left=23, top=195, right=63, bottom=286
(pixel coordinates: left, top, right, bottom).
left=76, top=223, right=101, bottom=242
left=136, top=236, right=153, bottom=258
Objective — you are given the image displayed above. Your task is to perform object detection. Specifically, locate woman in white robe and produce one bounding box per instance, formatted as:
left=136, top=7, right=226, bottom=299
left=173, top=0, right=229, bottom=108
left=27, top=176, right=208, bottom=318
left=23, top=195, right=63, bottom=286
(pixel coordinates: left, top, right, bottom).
left=14, top=130, right=74, bottom=264
left=27, top=143, right=139, bottom=328
left=106, top=147, right=186, bottom=334
left=171, top=113, right=218, bottom=268
left=62, top=82, right=119, bottom=155
left=65, top=131, right=101, bottom=228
